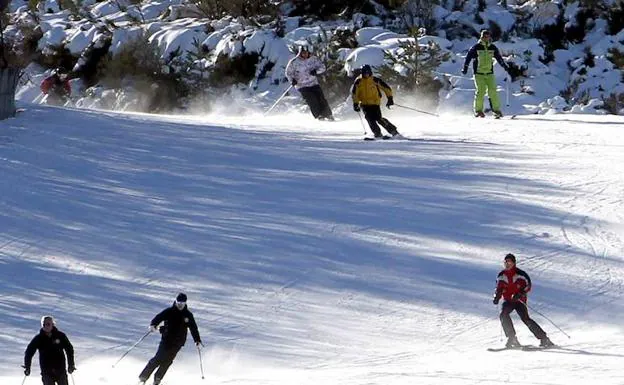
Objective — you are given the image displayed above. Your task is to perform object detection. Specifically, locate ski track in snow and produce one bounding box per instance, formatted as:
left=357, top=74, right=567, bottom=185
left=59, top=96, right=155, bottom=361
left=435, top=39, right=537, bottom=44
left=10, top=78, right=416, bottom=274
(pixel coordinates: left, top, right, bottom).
left=1, top=106, right=624, bottom=384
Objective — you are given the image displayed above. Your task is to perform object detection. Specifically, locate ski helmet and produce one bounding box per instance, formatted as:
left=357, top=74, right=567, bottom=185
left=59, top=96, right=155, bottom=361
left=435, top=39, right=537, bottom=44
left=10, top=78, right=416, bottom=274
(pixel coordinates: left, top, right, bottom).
left=361, top=64, right=373, bottom=76
left=298, top=44, right=312, bottom=55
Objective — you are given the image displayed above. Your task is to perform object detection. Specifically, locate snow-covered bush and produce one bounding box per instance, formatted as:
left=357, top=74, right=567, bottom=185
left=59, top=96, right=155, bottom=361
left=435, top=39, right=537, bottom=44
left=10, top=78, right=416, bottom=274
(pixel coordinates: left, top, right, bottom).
left=191, top=0, right=275, bottom=19
left=1, top=9, right=41, bottom=68
left=377, top=35, right=448, bottom=105
left=288, top=0, right=377, bottom=20
left=312, top=27, right=358, bottom=105
left=98, top=31, right=183, bottom=111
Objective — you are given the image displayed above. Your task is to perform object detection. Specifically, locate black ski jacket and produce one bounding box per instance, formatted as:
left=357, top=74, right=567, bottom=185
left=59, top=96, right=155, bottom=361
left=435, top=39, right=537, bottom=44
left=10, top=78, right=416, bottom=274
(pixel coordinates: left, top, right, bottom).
left=24, top=327, right=75, bottom=374
left=151, top=303, right=201, bottom=347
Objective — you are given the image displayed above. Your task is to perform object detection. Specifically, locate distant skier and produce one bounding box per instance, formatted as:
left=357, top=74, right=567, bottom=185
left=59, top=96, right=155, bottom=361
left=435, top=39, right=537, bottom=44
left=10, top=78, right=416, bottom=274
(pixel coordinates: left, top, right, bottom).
left=285, top=45, right=334, bottom=121
left=462, top=29, right=510, bottom=118
left=139, top=293, right=202, bottom=385
left=40, top=69, right=71, bottom=106
left=351, top=64, right=401, bottom=140
left=493, top=253, right=555, bottom=348
left=23, top=315, right=76, bottom=385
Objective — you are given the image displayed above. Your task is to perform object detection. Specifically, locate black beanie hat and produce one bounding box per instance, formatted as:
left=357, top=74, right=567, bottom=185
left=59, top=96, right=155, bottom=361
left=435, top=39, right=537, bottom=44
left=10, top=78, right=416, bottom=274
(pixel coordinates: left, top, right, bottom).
left=176, top=293, right=187, bottom=302
left=504, top=253, right=516, bottom=263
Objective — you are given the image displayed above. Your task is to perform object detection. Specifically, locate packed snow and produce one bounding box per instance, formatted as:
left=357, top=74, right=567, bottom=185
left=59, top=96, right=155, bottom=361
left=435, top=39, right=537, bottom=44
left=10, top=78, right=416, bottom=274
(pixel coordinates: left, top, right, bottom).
left=1, top=103, right=624, bottom=384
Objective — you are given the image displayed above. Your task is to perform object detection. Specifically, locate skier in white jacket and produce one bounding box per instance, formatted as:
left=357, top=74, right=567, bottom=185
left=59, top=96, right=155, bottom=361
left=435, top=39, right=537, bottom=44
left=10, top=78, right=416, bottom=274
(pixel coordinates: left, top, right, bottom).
left=285, top=46, right=334, bottom=120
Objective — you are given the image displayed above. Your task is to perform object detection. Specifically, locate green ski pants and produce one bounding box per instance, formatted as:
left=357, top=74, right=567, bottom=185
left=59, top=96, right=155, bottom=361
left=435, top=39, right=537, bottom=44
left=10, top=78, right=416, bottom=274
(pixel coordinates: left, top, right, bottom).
left=474, top=73, right=501, bottom=113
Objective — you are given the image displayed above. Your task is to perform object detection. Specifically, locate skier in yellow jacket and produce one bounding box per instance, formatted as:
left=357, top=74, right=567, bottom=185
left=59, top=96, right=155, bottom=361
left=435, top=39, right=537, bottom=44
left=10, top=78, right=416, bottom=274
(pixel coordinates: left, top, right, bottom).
left=351, top=64, right=400, bottom=140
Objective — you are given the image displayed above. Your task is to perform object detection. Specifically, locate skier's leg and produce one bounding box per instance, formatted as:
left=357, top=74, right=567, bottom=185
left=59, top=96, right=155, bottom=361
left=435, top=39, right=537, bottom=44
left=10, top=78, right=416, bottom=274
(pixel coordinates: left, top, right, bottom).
left=474, top=74, right=487, bottom=114
left=299, top=86, right=322, bottom=118
left=379, top=117, right=399, bottom=136
left=56, top=372, right=69, bottom=385
left=499, top=302, right=517, bottom=338
left=517, top=303, right=548, bottom=339
left=139, top=342, right=168, bottom=381
left=486, top=74, right=502, bottom=113
left=153, top=345, right=182, bottom=384
left=41, top=373, right=55, bottom=385
left=316, top=86, right=334, bottom=119
left=362, top=105, right=383, bottom=137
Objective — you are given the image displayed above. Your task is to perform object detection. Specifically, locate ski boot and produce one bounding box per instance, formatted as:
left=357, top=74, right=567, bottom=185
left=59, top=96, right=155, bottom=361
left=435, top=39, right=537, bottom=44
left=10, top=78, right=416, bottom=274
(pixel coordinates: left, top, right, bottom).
left=505, top=336, right=521, bottom=348
left=493, top=110, right=503, bottom=119
left=474, top=111, right=485, bottom=118
left=539, top=337, right=555, bottom=348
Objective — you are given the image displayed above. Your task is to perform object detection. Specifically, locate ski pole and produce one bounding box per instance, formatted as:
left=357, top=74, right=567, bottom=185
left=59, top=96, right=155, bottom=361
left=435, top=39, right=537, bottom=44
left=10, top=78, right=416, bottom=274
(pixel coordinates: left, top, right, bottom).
left=70, top=373, right=76, bottom=385
left=394, top=103, right=439, bottom=117
left=356, top=110, right=368, bottom=136
left=112, top=330, right=151, bottom=368
left=432, top=71, right=472, bottom=80
left=525, top=302, right=571, bottom=339
left=505, top=76, right=510, bottom=107
left=264, top=84, right=293, bottom=115
left=21, top=375, right=27, bottom=385
left=197, top=345, right=205, bottom=379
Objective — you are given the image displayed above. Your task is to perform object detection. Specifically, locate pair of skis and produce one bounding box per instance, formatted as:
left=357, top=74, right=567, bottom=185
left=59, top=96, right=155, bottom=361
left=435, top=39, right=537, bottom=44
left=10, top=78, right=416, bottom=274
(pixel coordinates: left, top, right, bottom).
left=488, top=344, right=559, bottom=352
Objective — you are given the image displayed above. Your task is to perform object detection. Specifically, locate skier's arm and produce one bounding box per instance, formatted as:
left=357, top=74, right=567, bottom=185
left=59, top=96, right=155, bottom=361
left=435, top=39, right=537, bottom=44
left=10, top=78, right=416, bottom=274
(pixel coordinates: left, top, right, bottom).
left=492, top=45, right=509, bottom=71
left=351, top=78, right=361, bottom=104
left=40, top=78, right=52, bottom=94
left=63, top=81, right=71, bottom=96
left=188, top=313, right=201, bottom=344
left=462, top=46, right=477, bottom=73
left=493, top=273, right=505, bottom=303
left=62, top=333, right=75, bottom=369
left=312, top=57, right=326, bottom=75
left=150, top=308, right=170, bottom=327
left=285, top=58, right=296, bottom=83
left=373, top=77, right=393, bottom=98
left=24, top=335, right=39, bottom=369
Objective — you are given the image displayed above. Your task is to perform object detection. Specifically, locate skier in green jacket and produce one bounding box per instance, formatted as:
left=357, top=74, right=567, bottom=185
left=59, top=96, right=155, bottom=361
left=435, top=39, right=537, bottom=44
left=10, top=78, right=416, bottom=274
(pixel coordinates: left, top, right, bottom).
left=462, top=29, right=510, bottom=118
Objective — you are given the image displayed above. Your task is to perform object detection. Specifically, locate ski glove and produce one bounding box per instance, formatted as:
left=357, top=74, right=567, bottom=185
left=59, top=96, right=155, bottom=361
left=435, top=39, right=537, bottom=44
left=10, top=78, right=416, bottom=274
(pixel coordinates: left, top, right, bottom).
left=23, top=366, right=30, bottom=376
left=493, top=297, right=500, bottom=305
left=512, top=292, right=524, bottom=301
left=68, top=366, right=76, bottom=374
left=309, top=69, right=317, bottom=76
left=353, top=103, right=360, bottom=112
left=386, top=97, right=394, bottom=108
left=149, top=325, right=158, bottom=333
left=461, top=68, right=468, bottom=75
left=195, top=341, right=204, bottom=348
left=291, top=79, right=297, bottom=86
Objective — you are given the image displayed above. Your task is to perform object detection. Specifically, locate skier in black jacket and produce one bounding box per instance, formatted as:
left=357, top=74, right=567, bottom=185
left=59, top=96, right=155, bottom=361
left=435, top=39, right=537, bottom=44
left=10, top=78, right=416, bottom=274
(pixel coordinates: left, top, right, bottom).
left=139, top=293, right=202, bottom=385
left=24, top=315, right=76, bottom=385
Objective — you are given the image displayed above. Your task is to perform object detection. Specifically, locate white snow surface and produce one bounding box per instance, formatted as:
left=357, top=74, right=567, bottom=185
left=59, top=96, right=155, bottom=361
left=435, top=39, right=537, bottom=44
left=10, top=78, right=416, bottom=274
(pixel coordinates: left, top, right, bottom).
left=1, top=105, right=624, bottom=384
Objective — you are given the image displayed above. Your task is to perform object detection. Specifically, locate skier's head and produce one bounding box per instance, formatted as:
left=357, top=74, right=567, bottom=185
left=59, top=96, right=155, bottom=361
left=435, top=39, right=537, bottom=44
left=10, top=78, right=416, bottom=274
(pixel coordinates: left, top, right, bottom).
left=361, top=64, right=373, bottom=77
left=175, top=293, right=187, bottom=310
left=298, top=45, right=312, bottom=58
left=41, top=315, right=55, bottom=332
left=504, top=253, right=516, bottom=268
left=480, top=29, right=491, bottom=42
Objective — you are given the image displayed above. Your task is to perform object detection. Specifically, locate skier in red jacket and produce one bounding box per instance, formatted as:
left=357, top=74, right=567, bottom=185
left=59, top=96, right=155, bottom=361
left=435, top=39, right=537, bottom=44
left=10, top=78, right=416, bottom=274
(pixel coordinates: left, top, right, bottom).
left=493, top=253, right=555, bottom=348
left=40, top=69, right=71, bottom=106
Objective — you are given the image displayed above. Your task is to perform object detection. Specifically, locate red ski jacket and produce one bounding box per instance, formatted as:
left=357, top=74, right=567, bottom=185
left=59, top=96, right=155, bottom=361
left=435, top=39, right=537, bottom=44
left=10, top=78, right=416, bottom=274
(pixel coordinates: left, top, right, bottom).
left=494, top=267, right=531, bottom=303
left=40, top=75, right=71, bottom=96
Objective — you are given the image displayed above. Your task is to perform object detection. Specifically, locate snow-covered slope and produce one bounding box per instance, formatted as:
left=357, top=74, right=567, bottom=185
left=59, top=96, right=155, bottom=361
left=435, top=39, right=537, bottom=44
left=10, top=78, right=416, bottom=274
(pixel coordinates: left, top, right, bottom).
left=1, top=105, right=624, bottom=384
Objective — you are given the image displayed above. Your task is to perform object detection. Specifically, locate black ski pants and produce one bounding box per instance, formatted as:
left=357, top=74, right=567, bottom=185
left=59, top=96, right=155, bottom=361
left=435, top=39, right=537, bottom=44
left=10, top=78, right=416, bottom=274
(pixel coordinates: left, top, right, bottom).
left=298, top=85, right=333, bottom=120
left=139, top=341, right=183, bottom=383
left=500, top=301, right=547, bottom=340
left=42, top=370, right=68, bottom=385
left=361, top=105, right=398, bottom=137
